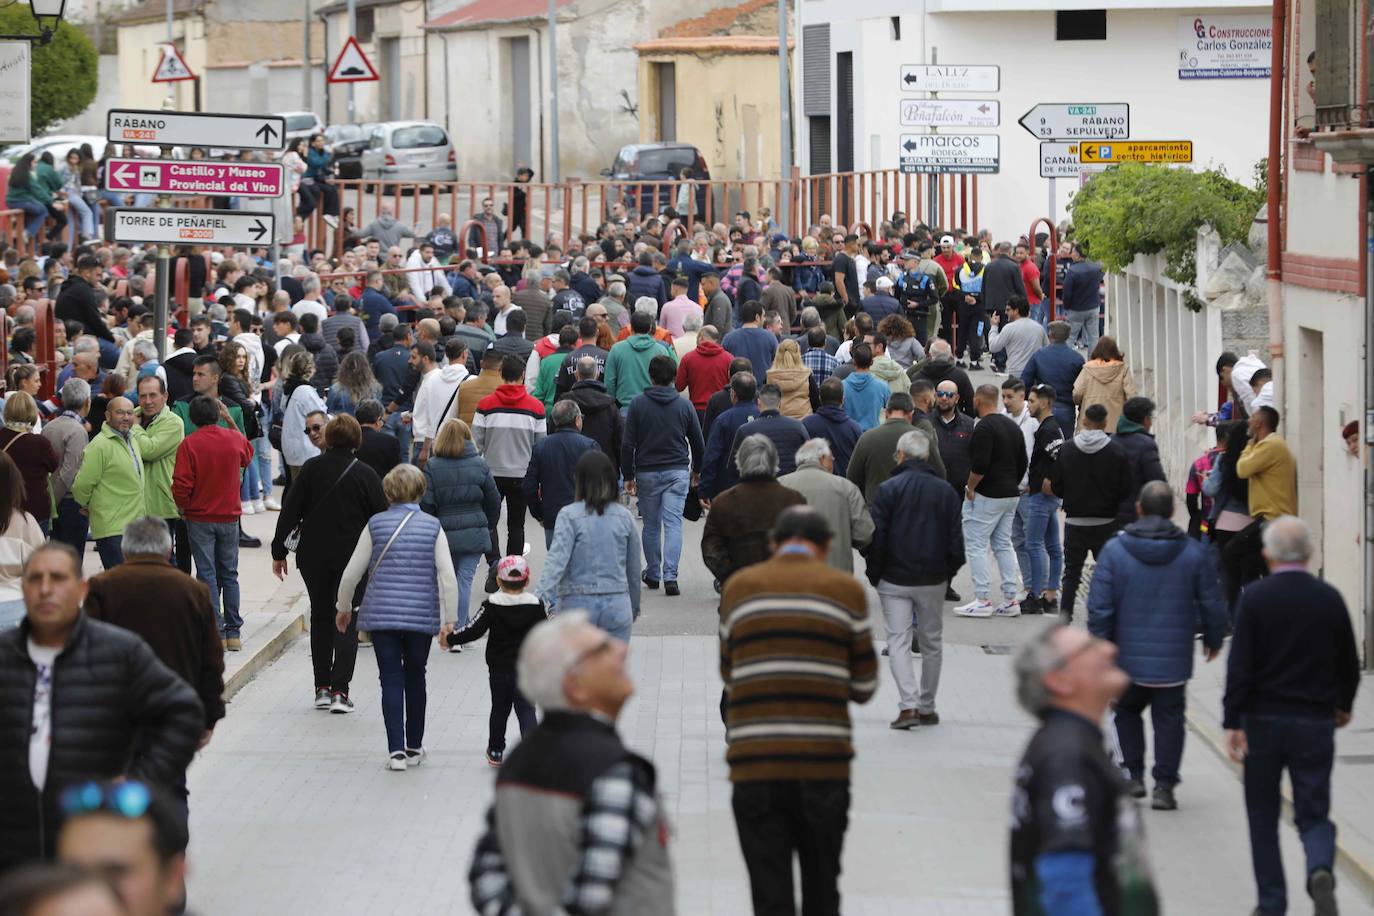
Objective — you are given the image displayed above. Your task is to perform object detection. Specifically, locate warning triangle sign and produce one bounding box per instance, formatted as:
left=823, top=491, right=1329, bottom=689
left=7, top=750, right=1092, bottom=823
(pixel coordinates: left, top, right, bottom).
left=151, top=44, right=195, bottom=83
left=328, top=36, right=379, bottom=84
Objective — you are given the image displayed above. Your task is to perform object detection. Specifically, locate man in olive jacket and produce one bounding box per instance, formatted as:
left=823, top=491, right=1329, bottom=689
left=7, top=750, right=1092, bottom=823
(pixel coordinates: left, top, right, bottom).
left=134, top=375, right=188, bottom=572
left=0, top=543, right=204, bottom=870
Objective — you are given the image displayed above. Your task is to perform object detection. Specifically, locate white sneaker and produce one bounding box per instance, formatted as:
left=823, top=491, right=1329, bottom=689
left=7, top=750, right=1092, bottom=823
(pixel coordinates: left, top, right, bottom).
left=448, top=643, right=462, bottom=653
left=241, top=500, right=256, bottom=515
left=253, top=498, right=266, bottom=513
left=954, top=599, right=995, bottom=618
left=993, top=600, right=1022, bottom=618
left=387, top=752, right=407, bottom=771
left=405, top=747, right=425, bottom=767
left=265, top=496, right=282, bottom=511
left=323, top=214, right=339, bottom=229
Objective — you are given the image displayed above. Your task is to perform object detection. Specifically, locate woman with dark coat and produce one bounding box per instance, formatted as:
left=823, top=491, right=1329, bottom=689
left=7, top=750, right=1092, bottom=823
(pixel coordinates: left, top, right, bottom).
left=420, top=418, right=499, bottom=642
left=272, top=414, right=387, bottom=713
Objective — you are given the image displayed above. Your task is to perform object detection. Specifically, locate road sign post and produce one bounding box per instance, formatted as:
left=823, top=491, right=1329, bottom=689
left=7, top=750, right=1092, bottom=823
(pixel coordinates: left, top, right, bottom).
left=106, top=110, right=286, bottom=151
left=105, top=209, right=275, bottom=247
left=1078, top=141, right=1194, bottom=164
left=898, top=64, right=1000, bottom=93
left=1018, top=103, right=1130, bottom=141
left=104, top=159, right=286, bottom=198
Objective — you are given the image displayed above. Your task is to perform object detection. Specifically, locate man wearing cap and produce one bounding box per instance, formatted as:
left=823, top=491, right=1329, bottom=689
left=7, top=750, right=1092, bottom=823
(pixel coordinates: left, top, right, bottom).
left=933, top=236, right=965, bottom=289
left=860, top=277, right=901, bottom=323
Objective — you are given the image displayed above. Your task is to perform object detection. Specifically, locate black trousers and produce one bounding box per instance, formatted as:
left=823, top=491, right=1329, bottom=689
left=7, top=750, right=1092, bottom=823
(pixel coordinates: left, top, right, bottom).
left=733, top=779, right=850, bottom=916
left=955, top=301, right=986, bottom=362
left=302, top=564, right=359, bottom=695
left=297, top=180, right=339, bottom=218
left=1221, top=519, right=1268, bottom=612
left=493, top=475, right=527, bottom=558
left=164, top=517, right=192, bottom=574
left=1060, top=521, right=1119, bottom=620
left=488, top=671, right=536, bottom=753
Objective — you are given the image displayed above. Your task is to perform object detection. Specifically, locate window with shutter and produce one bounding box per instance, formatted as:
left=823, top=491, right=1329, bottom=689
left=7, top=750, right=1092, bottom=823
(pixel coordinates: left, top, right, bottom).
left=1315, top=0, right=1354, bottom=128
left=802, top=24, right=830, bottom=118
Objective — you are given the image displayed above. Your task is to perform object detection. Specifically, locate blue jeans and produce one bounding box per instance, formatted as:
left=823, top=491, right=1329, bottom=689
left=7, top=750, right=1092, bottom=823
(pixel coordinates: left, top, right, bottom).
left=636, top=468, right=689, bottom=582
left=97, top=338, right=120, bottom=370
left=1052, top=403, right=1076, bottom=438
left=960, top=494, right=1019, bottom=601
left=1029, top=300, right=1049, bottom=328
left=450, top=550, right=481, bottom=628
left=95, top=535, right=123, bottom=571
left=187, top=520, right=241, bottom=638
left=371, top=629, right=431, bottom=754
left=561, top=591, right=634, bottom=641
left=384, top=411, right=411, bottom=465
left=1065, top=308, right=1099, bottom=351
left=0, top=597, right=24, bottom=630
left=240, top=439, right=260, bottom=501
left=68, top=194, right=95, bottom=238
left=1243, top=714, right=1338, bottom=914
left=6, top=198, right=46, bottom=237
left=52, top=495, right=88, bottom=567
left=1021, top=492, right=1063, bottom=596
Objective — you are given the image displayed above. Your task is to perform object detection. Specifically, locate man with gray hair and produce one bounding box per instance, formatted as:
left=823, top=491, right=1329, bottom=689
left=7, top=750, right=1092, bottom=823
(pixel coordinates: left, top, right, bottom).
left=469, top=612, right=675, bottom=913
left=702, top=434, right=807, bottom=588
left=778, top=437, right=872, bottom=573
left=43, top=377, right=92, bottom=560
left=291, top=274, right=328, bottom=325
left=522, top=398, right=599, bottom=548
left=1009, top=625, right=1145, bottom=914
left=1087, top=479, right=1226, bottom=811
left=865, top=428, right=964, bottom=728
left=598, top=279, right=630, bottom=331
left=1225, top=515, right=1359, bottom=916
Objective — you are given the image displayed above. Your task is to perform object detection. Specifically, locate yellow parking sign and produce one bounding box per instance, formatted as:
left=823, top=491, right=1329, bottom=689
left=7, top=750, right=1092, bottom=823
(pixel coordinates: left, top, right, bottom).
left=1078, top=141, right=1193, bottom=164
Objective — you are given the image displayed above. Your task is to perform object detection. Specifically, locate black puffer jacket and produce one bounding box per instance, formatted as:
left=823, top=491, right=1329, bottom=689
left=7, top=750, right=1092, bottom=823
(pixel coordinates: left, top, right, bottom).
left=0, top=614, right=204, bottom=869
left=300, top=331, right=339, bottom=395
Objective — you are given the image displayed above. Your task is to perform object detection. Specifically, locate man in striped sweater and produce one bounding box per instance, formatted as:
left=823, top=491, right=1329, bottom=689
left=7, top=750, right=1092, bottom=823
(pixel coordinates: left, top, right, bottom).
left=718, top=505, right=877, bottom=915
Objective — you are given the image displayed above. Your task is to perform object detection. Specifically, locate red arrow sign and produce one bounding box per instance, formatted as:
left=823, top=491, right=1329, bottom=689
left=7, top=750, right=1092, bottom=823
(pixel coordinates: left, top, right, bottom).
left=103, top=158, right=285, bottom=198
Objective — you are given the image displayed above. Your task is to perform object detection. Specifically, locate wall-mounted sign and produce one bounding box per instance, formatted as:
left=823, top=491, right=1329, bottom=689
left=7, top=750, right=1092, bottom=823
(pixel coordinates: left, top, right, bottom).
left=1178, top=15, right=1271, bottom=79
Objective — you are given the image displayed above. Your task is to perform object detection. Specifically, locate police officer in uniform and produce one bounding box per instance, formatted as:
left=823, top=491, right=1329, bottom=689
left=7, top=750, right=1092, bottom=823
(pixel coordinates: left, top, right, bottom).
left=1009, top=625, right=1161, bottom=915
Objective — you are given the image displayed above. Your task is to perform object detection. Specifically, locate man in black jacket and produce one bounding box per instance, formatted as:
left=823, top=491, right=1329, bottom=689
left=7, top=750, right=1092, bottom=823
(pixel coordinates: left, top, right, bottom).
left=523, top=400, right=600, bottom=548
left=1114, top=396, right=1167, bottom=525
left=0, top=543, right=204, bottom=869
left=701, top=357, right=753, bottom=442
left=1224, top=516, right=1359, bottom=916
left=54, top=255, right=115, bottom=344
left=725, top=384, right=810, bottom=478
left=1022, top=384, right=1065, bottom=615
left=555, top=357, right=623, bottom=473
left=1050, top=403, right=1131, bottom=624
left=354, top=399, right=400, bottom=481
left=866, top=429, right=964, bottom=729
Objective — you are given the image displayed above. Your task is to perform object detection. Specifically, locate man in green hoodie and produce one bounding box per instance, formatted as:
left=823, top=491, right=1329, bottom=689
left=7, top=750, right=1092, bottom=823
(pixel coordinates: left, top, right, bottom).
left=870, top=336, right=911, bottom=396
left=72, top=397, right=146, bottom=570
left=604, top=311, right=675, bottom=409
left=134, top=375, right=189, bottom=572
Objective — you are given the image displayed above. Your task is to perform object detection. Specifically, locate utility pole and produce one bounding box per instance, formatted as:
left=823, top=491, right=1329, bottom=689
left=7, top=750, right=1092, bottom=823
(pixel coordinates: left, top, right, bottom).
left=777, top=0, right=790, bottom=235
left=548, top=0, right=560, bottom=183
left=303, top=2, right=311, bottom=112
left=165, top=0, right=174, bottom=101
left=346, top=0, right=356, bottom=123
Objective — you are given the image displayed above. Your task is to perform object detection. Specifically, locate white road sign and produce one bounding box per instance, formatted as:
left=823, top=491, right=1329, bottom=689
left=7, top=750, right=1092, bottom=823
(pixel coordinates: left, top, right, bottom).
left=899, top=99, right=1000, bottom=129
left=0, top=42, right=30, bottom=145
left=899, top=64, right=999, bottom=93
left=1040, top=143, right=1082, bottom=179
left=1018, top=103, right=1129, bottom=141
left=106, top=208, right=275, bottom=246
left=899, top=134, right=1000, bottom=175
left=106, top=109, right=287, bottom=151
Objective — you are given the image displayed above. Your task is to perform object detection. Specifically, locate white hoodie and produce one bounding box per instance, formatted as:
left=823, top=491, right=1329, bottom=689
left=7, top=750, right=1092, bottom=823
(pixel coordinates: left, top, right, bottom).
left=413, top=362, right=470, bottom=442
left=407, top=250, right=452, bottom=302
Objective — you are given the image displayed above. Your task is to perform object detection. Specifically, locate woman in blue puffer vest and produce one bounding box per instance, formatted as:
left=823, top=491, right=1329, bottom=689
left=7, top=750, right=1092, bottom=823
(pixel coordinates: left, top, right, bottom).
left=337, top=464, right=458, bottom=771
left=420, top=418, right=501, bottom=637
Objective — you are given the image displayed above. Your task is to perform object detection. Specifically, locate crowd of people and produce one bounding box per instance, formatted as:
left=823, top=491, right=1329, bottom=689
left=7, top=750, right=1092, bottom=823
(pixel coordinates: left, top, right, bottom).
left=0, top=199, right=1360, bottom=916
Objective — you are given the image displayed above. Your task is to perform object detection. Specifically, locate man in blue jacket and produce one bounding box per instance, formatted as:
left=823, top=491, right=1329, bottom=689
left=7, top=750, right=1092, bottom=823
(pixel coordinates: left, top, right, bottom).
left=700, top=372, right=759, bottom=499
left=522, top=400, right=600, bottom=548
left=725, top=384, right=809, bottom=479
left=1087, top=480, right=1226, bottom=812
left=622, top=355, right=705, bottom=596
left=1021, top=320, right=1085, bottom=435
left=1060, top=243, right=1104, bottom=352
left=359, top=270, right=397, bottom=340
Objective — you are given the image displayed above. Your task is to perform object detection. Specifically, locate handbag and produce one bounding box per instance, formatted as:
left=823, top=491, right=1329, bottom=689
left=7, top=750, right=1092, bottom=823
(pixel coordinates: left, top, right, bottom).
left=283, top=458, right=358, bottom=552
left=682, top=483, right=703, bottom=522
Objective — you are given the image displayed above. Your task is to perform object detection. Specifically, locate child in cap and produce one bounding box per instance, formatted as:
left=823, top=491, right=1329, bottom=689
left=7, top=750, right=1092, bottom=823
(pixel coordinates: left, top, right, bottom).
left=440, top=554, right=547, bottom=766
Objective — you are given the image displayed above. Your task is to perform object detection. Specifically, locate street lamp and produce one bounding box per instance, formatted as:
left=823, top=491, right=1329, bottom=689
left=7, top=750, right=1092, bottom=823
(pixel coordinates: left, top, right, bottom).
left=1, top=0, right=68, bottom=46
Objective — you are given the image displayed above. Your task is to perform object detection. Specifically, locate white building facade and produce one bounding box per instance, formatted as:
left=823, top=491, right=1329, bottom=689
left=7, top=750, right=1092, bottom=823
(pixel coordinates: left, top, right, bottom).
left=794, top=0, right=1271, bottom=239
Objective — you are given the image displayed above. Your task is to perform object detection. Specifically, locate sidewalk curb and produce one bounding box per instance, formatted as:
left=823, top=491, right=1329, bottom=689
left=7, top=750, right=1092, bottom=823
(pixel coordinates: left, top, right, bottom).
left=1185, top=706, right=1374, bottom=899
left=223, top=595, right=307, bottom=703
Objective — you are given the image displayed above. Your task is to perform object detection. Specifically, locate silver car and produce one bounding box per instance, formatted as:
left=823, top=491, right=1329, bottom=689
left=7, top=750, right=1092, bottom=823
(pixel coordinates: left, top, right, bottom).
left=359, top=121, right=456, bottom=185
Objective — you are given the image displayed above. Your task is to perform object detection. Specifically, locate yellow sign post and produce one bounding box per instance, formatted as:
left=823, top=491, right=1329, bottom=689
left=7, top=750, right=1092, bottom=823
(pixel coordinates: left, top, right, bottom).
left=1077, top=141, right=1193, bottom=164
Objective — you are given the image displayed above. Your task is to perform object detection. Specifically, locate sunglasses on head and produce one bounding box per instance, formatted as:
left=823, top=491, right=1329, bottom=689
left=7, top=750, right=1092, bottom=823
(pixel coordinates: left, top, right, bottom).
left=60, top=780, right=151, bottom=820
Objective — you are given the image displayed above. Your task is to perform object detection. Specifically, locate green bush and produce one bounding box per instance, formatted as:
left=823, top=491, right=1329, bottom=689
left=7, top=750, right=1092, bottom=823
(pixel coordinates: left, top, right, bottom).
left=0, top=8, right=98, bottom=136
left=1069, top=162, right=1264, bottom=307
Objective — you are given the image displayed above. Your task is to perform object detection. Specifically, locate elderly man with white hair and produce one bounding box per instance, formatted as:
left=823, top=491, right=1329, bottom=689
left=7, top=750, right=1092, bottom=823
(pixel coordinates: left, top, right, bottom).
left=864, top=428, right=964, bottom=729
left=1224, top=515, right=1359, bottom=916
left=468, top=613, right=675, bottom=914
left=777, top=437, right=872, bottom=573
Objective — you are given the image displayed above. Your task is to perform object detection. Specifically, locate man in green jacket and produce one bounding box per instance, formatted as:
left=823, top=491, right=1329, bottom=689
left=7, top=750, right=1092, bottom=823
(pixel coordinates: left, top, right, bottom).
left=72, top=397, right=146, bottom=569
left=604, top=311, right=674, bottom=408
left=846, top=390, right=946, bottom=505
left=532, top=326, right=578, bottom=416
left=134, top=375, right=188, bottom=572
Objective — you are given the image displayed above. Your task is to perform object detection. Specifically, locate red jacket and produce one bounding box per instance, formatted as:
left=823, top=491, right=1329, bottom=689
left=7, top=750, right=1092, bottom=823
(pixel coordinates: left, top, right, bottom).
left=675, top=339, right=734, bottom=411
left=172, top=425, right=253, bottom=523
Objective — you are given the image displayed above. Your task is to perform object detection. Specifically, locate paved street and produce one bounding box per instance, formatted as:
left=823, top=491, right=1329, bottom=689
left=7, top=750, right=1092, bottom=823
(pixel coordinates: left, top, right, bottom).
left=185, top=507, right=1374, bottom=914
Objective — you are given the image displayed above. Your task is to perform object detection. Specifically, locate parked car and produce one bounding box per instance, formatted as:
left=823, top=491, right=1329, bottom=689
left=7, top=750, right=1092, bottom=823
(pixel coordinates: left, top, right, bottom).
left=278, top=110, right=325, bottom=147
left=359, top=121, right=456, bottom=186
left=0, top=135, right=111, bottom=197
left=600, top=142, right=709, bottom=218
left=324, top=123, right=374, bottom=180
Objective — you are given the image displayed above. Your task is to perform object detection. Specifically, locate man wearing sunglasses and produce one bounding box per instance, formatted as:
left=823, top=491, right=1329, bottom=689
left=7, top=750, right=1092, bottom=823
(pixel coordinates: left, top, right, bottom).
left=1010, top=625, right=1158, bottom=915
left=469, top=613, right=675, bottom=913
left=0, top=544, right=203, bottom=870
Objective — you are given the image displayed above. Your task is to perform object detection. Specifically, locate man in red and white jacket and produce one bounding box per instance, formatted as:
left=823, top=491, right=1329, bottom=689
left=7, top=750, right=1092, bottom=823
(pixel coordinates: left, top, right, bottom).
left=473, top=354, right=547, bottom=563
left=171, top=395, right=254, bottom=650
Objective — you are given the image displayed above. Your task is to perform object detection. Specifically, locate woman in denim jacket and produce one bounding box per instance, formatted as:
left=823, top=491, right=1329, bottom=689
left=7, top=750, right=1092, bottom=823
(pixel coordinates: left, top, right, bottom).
left=535, top=451, right=642, bottom=640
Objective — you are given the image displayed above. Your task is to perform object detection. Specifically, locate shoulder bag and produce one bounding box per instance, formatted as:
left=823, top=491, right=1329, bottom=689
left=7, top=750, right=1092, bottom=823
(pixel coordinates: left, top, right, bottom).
left=283, top=458, right=358, bottom=552
left=368, top=510, right=416, bottom=575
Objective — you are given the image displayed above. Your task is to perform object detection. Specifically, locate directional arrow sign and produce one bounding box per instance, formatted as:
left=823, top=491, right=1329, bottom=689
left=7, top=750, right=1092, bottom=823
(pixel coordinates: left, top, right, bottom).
left=104, top=159, right=285, bottom=198
left=106, top=208, right=275, bottom=247
left=1078, top=141, right=1193, bottom=164
left=1018, top=103, right=1129, bottom=141
left=899, top=98, right=1000, bottom=129
left=899, top=133, right=999, bottom=175
left=899, top=64, right=999, bottom=93
left=106, top=109, right=287, bottom=151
